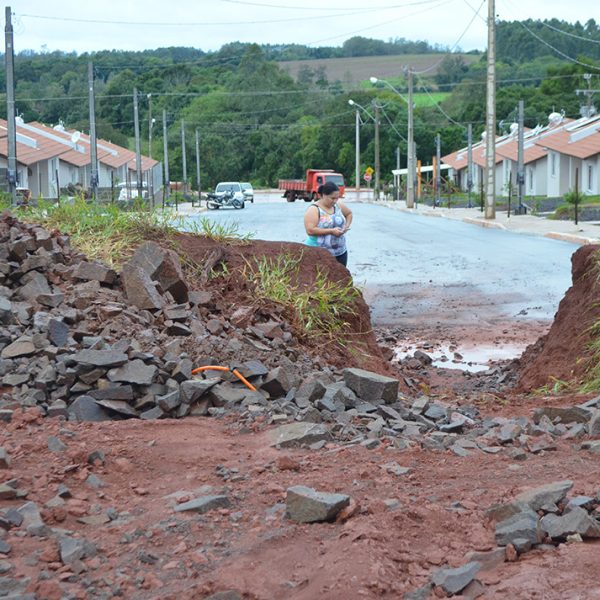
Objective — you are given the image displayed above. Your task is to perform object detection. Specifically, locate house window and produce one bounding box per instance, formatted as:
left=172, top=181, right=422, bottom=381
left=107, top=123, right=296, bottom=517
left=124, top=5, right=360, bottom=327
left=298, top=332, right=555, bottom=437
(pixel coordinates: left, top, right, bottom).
left=528, top=168, right=533, bottom=191
left=550, top=153, right=556, bottom=177
left=589, top=165, right=594, bottom=191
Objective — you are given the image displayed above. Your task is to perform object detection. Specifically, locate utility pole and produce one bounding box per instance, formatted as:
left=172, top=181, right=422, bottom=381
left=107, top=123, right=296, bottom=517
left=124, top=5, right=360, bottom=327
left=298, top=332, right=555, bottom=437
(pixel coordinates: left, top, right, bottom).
left=162, top=109, right=170, bottom=200
left=395, top=146, right=400, bottom=201
left=355, top=109, right=360, bottom=201
left=373, top=102, right=380, bottom=200
left=88, top=62, right=98, bottom=199
left=516, top=99, right=525, bottom=213
left=195, top=128, right=201, bottom=199
left=147, top=93, right=153, bottom=160
left=466, top=123, right=473, bottom=208
left=5, top=7, right=17, bottom=206
left=406, top=68, right=415, bottom=208
left=435, top=133, right=441, bottom=208
left=133, top=88, right=143, bottom=200
left=484, top=0, right=496, bottom=219
left=181, top=120, right=187, bottom=194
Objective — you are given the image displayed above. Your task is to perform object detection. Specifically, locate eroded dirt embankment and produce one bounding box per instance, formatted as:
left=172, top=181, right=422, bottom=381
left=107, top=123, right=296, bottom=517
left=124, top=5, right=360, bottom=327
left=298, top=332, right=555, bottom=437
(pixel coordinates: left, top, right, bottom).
left=516, top=245, right=600, bottom=392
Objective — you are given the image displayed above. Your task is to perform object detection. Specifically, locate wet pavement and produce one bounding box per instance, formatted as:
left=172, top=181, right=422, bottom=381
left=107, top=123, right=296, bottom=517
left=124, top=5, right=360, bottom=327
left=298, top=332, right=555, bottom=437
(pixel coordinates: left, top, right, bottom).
left=184, top=196, right=578, bottom=328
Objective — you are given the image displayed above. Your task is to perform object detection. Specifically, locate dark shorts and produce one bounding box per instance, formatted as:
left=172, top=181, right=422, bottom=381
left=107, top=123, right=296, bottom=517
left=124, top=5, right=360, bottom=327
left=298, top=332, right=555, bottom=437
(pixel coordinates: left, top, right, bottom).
left=335, top=251, right=348, bottom=267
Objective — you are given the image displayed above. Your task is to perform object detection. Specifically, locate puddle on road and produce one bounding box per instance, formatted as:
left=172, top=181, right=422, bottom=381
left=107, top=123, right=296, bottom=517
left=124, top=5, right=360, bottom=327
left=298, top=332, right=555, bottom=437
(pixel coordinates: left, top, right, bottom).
left=394, top=341, right=527, bottom=373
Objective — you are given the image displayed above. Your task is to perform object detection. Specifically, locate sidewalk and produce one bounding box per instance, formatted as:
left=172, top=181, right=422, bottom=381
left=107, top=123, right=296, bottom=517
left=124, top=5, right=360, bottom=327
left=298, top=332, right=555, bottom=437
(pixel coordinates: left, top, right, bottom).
left=375, top=200, right=600, bottom=246
left=172, top=201, right=207, bottom=217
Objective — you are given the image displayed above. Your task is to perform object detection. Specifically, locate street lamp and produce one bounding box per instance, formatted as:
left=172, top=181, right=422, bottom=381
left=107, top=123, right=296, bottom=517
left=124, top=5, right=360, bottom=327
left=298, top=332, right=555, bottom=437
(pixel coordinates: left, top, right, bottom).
left=348, top=98, right=380, bottom=200
left=370, top=74, right=416, bottom=208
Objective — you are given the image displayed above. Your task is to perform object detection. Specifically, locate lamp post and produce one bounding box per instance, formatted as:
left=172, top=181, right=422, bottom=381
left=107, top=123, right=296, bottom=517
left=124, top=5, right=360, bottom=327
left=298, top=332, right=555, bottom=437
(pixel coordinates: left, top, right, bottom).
left=348, top=98, right=379, bottom=201
left=370, top=75, right=415, bottom=208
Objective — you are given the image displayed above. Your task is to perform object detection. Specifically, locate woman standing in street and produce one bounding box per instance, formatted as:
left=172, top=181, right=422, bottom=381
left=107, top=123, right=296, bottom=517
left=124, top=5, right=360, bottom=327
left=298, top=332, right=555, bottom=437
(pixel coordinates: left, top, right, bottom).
left=304, top=182, right=353, bottom=267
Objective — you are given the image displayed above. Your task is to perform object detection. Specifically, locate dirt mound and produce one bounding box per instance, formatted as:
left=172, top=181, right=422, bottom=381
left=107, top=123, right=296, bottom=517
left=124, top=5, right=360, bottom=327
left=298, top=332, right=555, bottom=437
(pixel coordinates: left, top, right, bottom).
left=174, top=233, right=390, bottom=374
left=516, top=244, right=600, bottom=392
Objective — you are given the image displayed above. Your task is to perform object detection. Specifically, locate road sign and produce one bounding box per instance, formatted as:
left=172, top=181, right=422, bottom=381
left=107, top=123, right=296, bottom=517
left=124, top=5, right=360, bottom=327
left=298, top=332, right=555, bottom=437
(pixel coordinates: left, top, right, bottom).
left=364, top=173, right=372, bottom=182
left=365, top=166, right=374, bottom=176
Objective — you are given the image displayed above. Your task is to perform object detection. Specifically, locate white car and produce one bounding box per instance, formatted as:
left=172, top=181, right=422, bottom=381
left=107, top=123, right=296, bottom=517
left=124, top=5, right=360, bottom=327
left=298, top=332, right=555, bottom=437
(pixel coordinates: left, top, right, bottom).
left=215, top=182, right=245, bottom=207
left=241, top=182, right=254, bottom=203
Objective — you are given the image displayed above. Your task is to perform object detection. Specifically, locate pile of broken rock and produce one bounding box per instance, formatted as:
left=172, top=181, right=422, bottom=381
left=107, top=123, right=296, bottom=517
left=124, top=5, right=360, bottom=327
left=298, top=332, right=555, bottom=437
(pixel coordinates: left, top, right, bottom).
left=0, top=214, right=325, bottom=422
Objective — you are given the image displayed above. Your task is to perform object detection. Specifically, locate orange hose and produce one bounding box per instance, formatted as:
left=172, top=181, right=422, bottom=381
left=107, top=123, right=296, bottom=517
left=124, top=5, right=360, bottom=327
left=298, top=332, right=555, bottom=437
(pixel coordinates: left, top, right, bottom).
left=190, top=365, right=257, bottom=392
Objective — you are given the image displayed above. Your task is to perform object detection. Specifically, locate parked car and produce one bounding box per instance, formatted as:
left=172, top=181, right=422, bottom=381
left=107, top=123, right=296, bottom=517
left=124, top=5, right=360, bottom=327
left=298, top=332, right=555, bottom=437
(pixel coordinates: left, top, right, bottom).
left=241, top=182, right=254, bottom=203
left=214, top=182, right=245, bottom=208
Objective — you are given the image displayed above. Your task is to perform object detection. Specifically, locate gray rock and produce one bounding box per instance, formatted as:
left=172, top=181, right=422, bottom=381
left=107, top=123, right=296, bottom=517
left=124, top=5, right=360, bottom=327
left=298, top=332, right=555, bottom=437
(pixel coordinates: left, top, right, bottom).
left=498, top=422, right=522, bottom=444
left=381, top=462, right=411, bottom=476
left=48, top=436, right=67, bottom=453
left=588, top=411, right=600, bottom=436
left=236, top=360, right=269, bottom=379
left=16, top=502, right=46, bottom=536
left=424, top=403, right=447, bottom=421
left=126, top=241, right=188, bottom=303
left=157, top=390, right=181, bottom=412
left=0, top=449, right=10, bottom=469
left=269, top=422, right=331, bottom=448
left=59, top=535, right=97, bottom=565
left=295, top=379, right=327, bottom=406
left=0, top=297, right=14, bottom=325
left=71, top=349, right=128, bottom=368
left=411, top=396, right=430, bottom=414
left=180, top=378, right=219, bottom=403
left=85, top=474, right=106, bottom=489
left=171, top=359, right=193, bottom=383
left=285, top=486, right=350, bottom=523
left=107, top=359, right=157, bottom=386
left=0, top=338, right=35, bottom=359
left=495, top=510, right=541, bottom=546
left=68, top=395, right=112, bottom=422
left=73, top=261, right=116, bottom=285
left=0, top=540, right=11, bottom=555
left=514, top=480, right=573, bottom=511
left=541, top=506, right=600, bottom=539
left=464, top=548, right=505, bottom=571
left=533, top=406, right=593, bottom=425
left=0, top=485, right=17, bottom=500
left=16, top=271, right=51, bottom=302
left=140, top=406, right=165, bottom=420
left=207, top=384, right=246, bottom=407
left=431, top=562, right=481, bottom=595
left=94, top=400, right=138, bottom=418
left=121, top=264, right=165, bottom=310
left=47, top=319, right=69, bottom=348
left=261, top=366, right=295, bottom=398
left=203, top=592, right=243, bottom=600
left=89, top=385, right=134, bottom=401
left=343, top=368, right=399, bottom=404
left=174, top=495, right=230, bottom=514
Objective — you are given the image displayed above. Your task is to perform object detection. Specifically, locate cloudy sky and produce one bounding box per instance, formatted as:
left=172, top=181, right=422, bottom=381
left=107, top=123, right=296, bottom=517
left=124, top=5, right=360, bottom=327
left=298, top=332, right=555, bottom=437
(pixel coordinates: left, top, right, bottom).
left=8, top=0, right=598, bottom=55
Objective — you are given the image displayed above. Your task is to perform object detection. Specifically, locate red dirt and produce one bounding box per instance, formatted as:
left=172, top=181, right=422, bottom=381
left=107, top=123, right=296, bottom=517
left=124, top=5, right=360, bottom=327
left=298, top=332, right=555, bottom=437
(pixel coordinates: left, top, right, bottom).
left=4, top=410, right=600, bottom=600
left=516, top=245, right=600, bottom=392
left=175, top=233, right=392, bottom=375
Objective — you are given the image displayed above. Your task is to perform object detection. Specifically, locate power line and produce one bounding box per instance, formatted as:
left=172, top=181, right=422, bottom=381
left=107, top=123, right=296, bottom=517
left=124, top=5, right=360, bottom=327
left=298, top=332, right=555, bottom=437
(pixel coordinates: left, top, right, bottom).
left=539, top=21, right=600, bottom=45
left=379, top=106, right=407, bottom=141
left=222, top=0, right=445, bottom=10
left=499, top=0, right=600, bottom=71
left=417, top=77, right=467, bottom=127
left=414, top=0, right=485, bottom=74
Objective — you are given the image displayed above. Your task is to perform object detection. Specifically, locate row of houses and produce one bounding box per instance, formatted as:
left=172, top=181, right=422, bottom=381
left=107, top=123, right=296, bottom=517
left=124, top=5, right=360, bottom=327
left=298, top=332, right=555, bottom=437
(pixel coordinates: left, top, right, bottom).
left=0, top=118, right=161, bottom=199
left=442, top=112, right=600, bottom=199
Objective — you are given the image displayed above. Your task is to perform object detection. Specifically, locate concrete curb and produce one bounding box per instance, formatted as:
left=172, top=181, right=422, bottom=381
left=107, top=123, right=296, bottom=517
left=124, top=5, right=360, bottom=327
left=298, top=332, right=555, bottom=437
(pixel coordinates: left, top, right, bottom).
left=462, top=217, right=506, bottom=230
left=544, top=232, right=598, bottom=245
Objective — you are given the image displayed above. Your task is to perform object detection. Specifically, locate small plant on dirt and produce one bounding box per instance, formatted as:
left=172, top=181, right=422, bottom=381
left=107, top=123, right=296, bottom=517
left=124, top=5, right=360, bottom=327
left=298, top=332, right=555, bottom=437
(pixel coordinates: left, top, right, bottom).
left=579, top=315, right=600, bottom=392
left=187, top=217, right=254, bottom=243
left=245, top=253, right=360, bottom=339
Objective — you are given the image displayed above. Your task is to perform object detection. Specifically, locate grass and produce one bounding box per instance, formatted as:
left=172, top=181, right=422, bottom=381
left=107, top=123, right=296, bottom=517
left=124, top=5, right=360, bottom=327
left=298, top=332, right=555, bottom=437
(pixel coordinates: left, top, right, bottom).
left=244, top=253, right=360, bottom=339
left=15, top=197, right=179, bottom=268
left=185, top=217, right=254, bottom=243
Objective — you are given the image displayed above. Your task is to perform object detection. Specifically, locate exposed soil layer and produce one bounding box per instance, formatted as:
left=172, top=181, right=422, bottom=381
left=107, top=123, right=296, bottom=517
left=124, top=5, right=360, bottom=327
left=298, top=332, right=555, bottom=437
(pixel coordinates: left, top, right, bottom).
left=516, top=245, right=600, bottom=392
left=4, top=412, right=600, bottom=600
left=174, top=233, right=391, bottom=375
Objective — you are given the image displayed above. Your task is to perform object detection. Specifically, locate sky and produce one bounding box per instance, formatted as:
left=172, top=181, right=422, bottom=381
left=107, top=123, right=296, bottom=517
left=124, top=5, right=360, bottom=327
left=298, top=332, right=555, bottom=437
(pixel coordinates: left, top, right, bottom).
left=7, top=0, right=599, bottom=55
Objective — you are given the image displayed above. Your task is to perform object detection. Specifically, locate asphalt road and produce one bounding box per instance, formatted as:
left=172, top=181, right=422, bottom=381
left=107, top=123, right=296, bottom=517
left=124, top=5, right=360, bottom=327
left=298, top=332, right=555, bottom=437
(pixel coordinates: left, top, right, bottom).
left=184, top=196, right=577, bottom=327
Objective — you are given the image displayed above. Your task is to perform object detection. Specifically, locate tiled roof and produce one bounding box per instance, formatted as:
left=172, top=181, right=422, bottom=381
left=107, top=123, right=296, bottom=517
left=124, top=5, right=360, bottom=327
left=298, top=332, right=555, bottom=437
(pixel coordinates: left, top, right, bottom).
left=534, top=115, right=600, bottom=159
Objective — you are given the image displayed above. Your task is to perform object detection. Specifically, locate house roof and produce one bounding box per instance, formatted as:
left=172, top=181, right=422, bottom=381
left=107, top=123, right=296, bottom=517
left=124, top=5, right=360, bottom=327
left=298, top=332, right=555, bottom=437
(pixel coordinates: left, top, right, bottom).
left=0, top=119, right=158, bottom=172
left=0, top=119, right=71, bottom=166
left=534, top=115, right=600, bottom=159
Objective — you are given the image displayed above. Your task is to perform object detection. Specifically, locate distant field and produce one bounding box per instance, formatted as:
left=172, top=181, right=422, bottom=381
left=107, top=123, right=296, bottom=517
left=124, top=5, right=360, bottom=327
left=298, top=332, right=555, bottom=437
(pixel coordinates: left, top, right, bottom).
left=278, top=53, right=480, bottom=85
left=413, top=92, right=451, bottom=106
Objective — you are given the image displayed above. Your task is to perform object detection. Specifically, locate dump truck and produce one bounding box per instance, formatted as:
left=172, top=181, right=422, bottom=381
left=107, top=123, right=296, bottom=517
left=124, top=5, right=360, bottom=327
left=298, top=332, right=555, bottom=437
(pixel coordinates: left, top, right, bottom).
left=278, top=169, right=345, bottom=202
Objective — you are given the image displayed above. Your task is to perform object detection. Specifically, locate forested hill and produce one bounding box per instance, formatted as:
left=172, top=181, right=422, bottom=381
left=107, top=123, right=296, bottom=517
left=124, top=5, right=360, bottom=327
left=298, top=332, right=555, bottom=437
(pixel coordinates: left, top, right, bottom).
left=497, top=19, right=600, bottom=62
